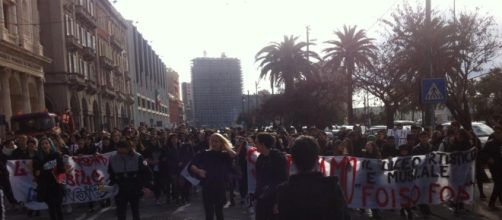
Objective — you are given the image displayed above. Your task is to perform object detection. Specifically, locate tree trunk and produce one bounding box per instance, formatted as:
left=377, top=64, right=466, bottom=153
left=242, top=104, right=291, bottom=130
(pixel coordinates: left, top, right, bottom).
left=384, top=102, right=396, bottom=129
left=347, top=67, right=354, bottom=124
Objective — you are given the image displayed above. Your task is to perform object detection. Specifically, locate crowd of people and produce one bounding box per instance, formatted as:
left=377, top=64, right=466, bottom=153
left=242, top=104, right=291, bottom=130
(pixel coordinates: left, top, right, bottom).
left=0, top=121, right=501, bottom=220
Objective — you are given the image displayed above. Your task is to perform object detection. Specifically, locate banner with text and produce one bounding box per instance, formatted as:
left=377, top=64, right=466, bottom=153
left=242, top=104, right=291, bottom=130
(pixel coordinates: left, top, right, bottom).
left=246, top=147, right=476, bottom=209
left=7, top=152, right=118, bottom=210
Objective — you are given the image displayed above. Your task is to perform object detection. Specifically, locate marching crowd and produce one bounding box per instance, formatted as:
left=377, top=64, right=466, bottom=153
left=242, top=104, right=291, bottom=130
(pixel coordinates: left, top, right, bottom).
left=0, top=121, right=501, bottom=220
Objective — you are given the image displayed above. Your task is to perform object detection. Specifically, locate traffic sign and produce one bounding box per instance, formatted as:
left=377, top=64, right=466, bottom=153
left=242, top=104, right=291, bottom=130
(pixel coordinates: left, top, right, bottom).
left=421, top=78, right=447, bottom=104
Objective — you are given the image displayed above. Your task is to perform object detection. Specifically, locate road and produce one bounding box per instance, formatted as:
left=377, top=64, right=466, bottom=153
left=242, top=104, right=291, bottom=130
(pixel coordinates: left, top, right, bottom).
left=6, top=182, right=501, bottom=220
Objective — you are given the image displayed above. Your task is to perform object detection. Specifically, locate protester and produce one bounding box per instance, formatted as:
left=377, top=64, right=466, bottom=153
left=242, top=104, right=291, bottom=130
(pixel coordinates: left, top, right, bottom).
left=33, top=137, right=66, bottom=220
left=276, top=135, right=349, bottom=220
left=482, top=125, right=502, bottom=211
left=190, top=133, right=236, bottom=220
left=107, top=140, right=153, bottom=220
left=11, top=135, right=29, bottom=159
left=143, top=131, right=164, bottom=205
left=165, top=133, right=181, bottom=204
left=381, top=136, right=397, bottom=158
left=254, top=132, right=288, bottom=220
left=177, top=134, right=196, bottom=204
left=236, top=135, right=249, bottom=205
left=411, top=131, right=432, bottom=218
left=398, top=143, right=413, bottom=219
left=362, top=141, right=381, bottom=219
left=0, top=139, right=18, bottom=209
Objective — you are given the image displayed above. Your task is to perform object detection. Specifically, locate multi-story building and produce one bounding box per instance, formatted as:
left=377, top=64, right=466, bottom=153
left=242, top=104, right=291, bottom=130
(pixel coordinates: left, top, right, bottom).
left=167, top=69, right=182, bottom=126
left=0, top=1, right=51, bottom=121
left=39, top=0, right=133, bottom=132
left=127, top=21, right=170, bottom=128
left=181, top=82, right=194, bottom=125
left=191, top=56, right=243, bottom=128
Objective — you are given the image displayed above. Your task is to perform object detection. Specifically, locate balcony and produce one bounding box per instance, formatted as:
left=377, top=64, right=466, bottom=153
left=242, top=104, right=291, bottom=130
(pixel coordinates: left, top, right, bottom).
left=75, top=5, right=97, bottom=28
left=65, top=35, right=82, bottom=52
left=124, top=72, right=131, bottom=81
left=126, top=94, right=135, bottom=104
left=101, top=85, right=116, bottom=98
left=67, top=72, right=86, bottom=90
left=63, top=0, right=74, bottom=11
left=110, top=35, right=123, bottom=50
left=81, top=46, right=96, bottom=61
left=117, top=91, right=126, bottom=101
left=99, top=56, right=114, bottom=70
left=86, top=80, right=99, bottom=94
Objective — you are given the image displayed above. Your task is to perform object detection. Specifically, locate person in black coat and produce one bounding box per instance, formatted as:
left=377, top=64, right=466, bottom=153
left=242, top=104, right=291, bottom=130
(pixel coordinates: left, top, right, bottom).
left=163, top=133, right=180, bottom=204
left=142, top=134, right=163, bottom=204
left=177, top=134, right=195, bottom=203
left=107, top=140, right=153, bottom=220
left=11, top=135, right=29, bottom=159
left=0, top=139, right=19, bottom=208
left=191, top=133, right=236, bottom=220
left=255, top=132, right=288, bottom=220
left=277, top=135, right=349, bottom=220
left=33, top=137, right=66, bottom=220
left=411, top=131, right=432, bottom=218
left=482, top=125, right=502, bottom=210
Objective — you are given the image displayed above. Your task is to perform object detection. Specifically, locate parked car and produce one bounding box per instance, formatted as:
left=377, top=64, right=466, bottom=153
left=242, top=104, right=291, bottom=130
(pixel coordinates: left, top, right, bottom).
left=441, top=121, right=494, bottom=147
left=367, top=125, right=387, bottom=136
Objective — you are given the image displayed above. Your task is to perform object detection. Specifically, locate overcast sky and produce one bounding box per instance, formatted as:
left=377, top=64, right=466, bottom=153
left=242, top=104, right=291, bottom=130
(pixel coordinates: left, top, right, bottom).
left=113, top=0, right=502, bottom=97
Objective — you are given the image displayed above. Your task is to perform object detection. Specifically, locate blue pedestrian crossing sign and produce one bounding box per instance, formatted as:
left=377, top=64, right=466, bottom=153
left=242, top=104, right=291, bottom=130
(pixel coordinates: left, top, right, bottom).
left=421, top=78, right=447, bottom=104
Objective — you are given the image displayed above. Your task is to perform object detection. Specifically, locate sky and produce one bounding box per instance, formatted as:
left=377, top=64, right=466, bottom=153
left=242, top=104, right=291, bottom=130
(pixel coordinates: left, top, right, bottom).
left=113, top=0, right=502, bottom=100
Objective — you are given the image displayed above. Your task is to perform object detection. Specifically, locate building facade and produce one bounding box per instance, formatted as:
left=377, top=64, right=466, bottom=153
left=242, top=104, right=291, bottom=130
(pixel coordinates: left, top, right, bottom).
left=167, top=69, right=182, bottom=126
left=39, top=0, right=133, bottom=132
left=127, top=21, right=170, bottom=128
left=181, top=82, right=194, bottom=125
left=0, top=0, right=51, bottom=121
left=191, top=56, right=243, bottom=128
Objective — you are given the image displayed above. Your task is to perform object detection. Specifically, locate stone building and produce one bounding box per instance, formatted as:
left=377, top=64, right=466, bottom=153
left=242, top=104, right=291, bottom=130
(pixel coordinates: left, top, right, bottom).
left=127, top=21, right=170, bottom=128
left=0, top=0, right=51, bottom=121
left=167, top=69, right=182, bottom=126
left=181, top=82, right=194, bottom=125
left=38, top=0, right=133, bottom=132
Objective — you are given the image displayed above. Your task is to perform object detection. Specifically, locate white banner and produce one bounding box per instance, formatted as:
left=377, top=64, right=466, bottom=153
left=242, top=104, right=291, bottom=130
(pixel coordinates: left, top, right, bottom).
left=7, top=152, right=118, bottom=210
left=246, top=147, right=476, bottom=209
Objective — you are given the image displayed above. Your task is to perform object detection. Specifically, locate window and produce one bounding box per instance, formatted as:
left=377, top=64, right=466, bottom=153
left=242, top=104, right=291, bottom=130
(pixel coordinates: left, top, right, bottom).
left=89, top=1, right=94, bottom=17
left=75, top=23, right=81, bottom=42
left=64, top=14, right=70, bottom=36
left=91, top=35, right=96, bottom=49
left=67, top=52, right=74, bottom=72
left=2, top=3, right=9, bottom=30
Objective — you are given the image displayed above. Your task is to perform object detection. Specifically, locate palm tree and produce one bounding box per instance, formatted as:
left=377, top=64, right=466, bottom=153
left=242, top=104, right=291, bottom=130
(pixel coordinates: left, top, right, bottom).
left=324, top=25, right=377, bottom=124
left=256, top=35, right=319, bottom=94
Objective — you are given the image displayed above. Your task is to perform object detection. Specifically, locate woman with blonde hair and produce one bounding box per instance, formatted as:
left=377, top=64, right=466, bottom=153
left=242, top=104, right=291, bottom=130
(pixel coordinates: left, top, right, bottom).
left=191, top=133, right=236, bottom=220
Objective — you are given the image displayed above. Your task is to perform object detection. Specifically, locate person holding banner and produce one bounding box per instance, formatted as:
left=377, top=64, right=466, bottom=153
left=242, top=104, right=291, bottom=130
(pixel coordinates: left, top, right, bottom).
left=411, top=131, right=433, bottom=218
left=276, top=135, right=349, bottom=220
left=33, top=137, right=66, bottom=220
left=190, top=133, right=236, bottom=220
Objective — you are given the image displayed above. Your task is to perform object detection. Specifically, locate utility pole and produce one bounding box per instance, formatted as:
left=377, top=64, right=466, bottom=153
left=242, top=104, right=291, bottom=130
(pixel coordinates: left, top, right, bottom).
left=424, top=0, right=435, bottom=132
left=247, top=90, right=250, bottom=114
